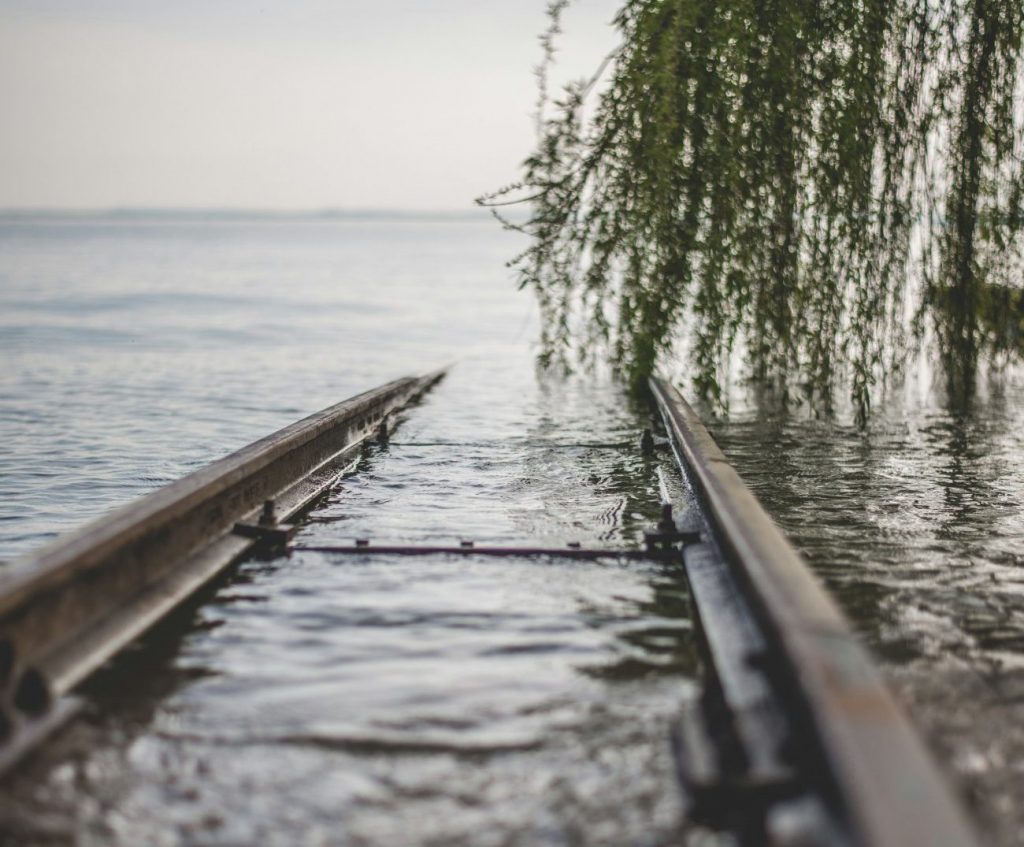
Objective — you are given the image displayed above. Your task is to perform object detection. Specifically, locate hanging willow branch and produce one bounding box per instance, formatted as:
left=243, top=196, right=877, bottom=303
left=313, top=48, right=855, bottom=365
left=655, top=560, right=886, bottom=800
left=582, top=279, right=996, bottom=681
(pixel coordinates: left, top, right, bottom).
left=480, top=0, right=1024, bottom=420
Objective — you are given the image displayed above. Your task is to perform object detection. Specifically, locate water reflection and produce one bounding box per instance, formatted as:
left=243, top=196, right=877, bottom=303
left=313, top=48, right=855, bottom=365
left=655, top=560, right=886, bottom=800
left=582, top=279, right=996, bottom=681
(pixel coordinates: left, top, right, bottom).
left=706, top=376, right=1024, bottom=663
left=708, top=373, right=1024, bottom=844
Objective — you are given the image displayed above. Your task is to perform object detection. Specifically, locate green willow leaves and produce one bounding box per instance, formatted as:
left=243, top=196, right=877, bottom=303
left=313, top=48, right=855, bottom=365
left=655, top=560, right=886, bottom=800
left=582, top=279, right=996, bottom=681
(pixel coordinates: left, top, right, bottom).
left=481, top=0, right=1024, bottom=419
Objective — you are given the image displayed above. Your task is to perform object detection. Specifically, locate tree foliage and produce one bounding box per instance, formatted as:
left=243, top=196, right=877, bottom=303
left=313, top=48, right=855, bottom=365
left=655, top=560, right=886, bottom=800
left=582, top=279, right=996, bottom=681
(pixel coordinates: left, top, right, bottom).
left=481, top=0, right=1024, bottom=419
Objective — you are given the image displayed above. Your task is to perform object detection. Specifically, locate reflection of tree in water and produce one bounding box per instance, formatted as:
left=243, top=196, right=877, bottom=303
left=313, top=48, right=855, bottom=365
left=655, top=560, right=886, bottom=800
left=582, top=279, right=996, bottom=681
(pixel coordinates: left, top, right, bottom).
left=705, top=402, right=909, bottom=657
left=484, top=0, right=1024, bottom=421
left=708, top=381, right=1024, bottom=662
left=921, top=391, right=1024, bottom=655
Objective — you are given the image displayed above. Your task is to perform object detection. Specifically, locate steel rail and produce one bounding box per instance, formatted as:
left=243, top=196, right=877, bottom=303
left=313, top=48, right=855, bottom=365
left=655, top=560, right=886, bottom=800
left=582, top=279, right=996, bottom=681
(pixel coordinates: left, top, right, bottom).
left=650, top=376, right=977, bottom=847
left=0, top=369, right=445, bottom=773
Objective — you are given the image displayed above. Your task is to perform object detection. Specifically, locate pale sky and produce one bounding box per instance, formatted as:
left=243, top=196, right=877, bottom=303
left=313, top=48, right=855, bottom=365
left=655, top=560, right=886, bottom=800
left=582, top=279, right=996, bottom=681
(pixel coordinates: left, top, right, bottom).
left=0, top=1, right=621, bottom=211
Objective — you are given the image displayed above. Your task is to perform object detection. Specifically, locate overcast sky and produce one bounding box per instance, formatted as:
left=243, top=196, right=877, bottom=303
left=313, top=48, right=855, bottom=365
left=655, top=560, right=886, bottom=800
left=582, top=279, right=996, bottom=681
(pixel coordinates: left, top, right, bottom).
left=0, top=1, right=621, bottom=211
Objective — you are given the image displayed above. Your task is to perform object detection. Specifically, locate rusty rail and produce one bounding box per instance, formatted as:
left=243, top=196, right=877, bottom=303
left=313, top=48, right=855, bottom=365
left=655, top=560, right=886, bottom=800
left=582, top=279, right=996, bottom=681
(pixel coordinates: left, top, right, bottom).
left=0, top=369, right=445, bottom=773
left=650, top=376, right=978, bottom=847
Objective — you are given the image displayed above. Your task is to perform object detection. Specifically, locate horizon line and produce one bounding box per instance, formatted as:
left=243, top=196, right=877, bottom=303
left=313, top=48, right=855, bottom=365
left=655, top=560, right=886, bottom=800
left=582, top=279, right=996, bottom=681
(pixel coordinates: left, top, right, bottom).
left=0, top=206, right=518, bottom=221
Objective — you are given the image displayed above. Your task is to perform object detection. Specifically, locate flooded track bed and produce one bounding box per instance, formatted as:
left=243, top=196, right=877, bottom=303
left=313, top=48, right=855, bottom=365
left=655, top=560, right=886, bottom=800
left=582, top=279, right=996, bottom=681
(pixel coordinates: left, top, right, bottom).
left=2, top=217, right=1023, bottom=844
left=0, top=360, right=698, bottom=846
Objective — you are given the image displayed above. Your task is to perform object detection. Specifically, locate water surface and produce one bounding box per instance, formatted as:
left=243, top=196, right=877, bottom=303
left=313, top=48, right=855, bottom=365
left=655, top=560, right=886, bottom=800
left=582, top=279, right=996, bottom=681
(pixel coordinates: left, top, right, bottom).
left=0, top=217, right=695, bottom=846
left=707, top=383, right=1024, bottom=844
left=1, top=217, right=1023, bottom=844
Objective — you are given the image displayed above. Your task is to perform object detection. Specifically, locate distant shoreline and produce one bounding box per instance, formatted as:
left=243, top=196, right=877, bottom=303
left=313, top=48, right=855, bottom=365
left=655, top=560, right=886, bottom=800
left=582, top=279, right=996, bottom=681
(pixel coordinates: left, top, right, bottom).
left=0, top=207, right=521, bottom=224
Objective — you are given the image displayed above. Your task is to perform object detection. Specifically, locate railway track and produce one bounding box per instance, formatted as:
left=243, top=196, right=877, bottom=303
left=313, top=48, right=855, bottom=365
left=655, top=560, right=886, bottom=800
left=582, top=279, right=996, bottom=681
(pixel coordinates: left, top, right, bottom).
left=648, top=377, right=977, bottom=846
left=0, top=370, right=978, bottom=846
left=0, top=370, right=444, bottom=774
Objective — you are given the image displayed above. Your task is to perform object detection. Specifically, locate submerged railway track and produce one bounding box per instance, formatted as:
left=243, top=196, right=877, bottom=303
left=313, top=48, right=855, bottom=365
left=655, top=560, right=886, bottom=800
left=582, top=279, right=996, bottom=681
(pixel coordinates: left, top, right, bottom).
left=0, top=369, right=978, bottom=846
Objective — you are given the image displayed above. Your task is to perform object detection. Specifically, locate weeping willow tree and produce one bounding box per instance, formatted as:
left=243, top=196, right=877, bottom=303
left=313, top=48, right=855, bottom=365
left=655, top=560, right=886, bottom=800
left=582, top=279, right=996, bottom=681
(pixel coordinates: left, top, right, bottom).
left=481, top=0, right=1024, bottom=419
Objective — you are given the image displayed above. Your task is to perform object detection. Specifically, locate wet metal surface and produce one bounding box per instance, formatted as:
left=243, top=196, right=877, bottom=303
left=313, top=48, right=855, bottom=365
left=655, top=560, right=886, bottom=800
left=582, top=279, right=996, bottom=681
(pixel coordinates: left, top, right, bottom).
left=654, top=377, right=976, bottom=847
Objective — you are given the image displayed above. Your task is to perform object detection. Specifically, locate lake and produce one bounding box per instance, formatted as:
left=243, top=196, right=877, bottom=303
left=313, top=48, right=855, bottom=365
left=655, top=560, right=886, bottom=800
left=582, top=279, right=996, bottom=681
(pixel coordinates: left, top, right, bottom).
left=0, top=215, right=1021, bottom=844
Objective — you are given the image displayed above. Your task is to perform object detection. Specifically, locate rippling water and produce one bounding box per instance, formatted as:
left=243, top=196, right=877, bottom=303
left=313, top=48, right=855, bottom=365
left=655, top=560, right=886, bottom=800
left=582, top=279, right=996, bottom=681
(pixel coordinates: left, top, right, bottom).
left=0, top=216, right=533, bottom=557
left=707, top=384, right=1024, bottom=844
left=2, top=364, right=697, bottom=845
left=1, top=216, right=1023, bottom=845
left=0, top=217, right=696, bottom=846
